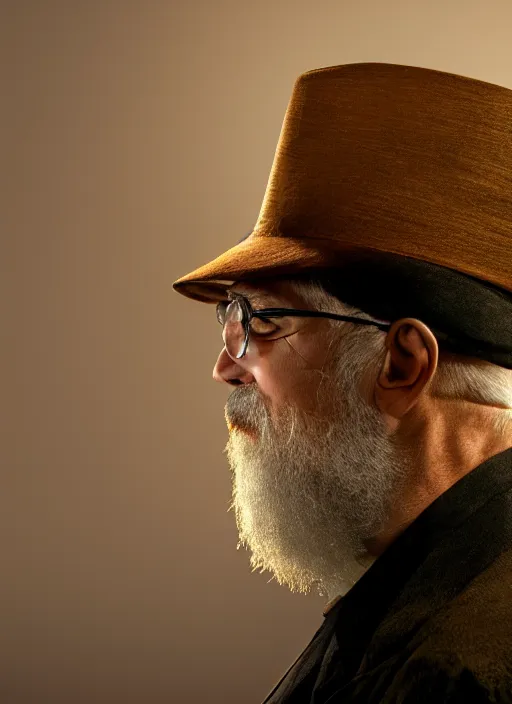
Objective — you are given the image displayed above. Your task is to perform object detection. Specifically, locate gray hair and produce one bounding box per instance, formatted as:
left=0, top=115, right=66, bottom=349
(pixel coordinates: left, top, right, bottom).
left=288, top=277, right=512, bottom=440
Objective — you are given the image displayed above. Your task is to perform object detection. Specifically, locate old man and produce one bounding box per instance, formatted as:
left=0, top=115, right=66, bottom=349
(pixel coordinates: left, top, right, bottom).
left=174, top=63, right=512, bottom=702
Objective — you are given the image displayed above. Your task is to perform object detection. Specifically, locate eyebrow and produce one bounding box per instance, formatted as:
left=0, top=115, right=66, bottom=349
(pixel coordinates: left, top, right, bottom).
left=227, top=287, right=278, bottom=308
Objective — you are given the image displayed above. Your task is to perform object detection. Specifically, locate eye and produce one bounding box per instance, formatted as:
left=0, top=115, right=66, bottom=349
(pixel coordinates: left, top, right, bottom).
left=250, top=316, right=279, bottom=336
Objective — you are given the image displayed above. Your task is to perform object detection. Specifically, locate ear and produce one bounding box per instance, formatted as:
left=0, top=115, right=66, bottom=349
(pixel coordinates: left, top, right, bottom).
left=374, top=318, right=438, bottom=431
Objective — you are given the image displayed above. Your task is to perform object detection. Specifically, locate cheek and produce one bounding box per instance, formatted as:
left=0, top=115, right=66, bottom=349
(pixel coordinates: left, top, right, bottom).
left=248, top=355, right=288, bottom=403
left=248, top=340, right=325, bottom=411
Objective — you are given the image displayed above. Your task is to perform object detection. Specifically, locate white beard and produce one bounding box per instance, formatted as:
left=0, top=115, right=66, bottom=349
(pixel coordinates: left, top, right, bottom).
left=224, top=336, right=412, bottom=600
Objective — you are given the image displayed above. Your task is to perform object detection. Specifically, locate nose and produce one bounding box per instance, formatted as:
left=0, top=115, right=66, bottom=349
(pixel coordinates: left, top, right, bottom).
left=213, top=347, right=255, bottom=386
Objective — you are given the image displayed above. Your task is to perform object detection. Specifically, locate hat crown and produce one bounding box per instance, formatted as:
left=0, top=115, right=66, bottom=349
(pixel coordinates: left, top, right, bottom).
left=251, top=62, right=512, bottom=292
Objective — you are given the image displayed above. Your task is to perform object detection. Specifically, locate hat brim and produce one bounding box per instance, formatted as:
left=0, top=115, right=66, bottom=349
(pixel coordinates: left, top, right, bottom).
left=173, top=234, right=378, bottom=303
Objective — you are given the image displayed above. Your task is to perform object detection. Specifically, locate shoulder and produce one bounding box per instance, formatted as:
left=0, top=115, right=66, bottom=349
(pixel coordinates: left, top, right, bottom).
left=382, top=549, right=512, bottom=702
left=379, top=653, right=503, bottom=703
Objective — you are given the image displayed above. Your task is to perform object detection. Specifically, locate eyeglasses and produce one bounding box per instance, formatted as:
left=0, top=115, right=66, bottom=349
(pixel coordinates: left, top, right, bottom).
left=216, top=292, right=393, bottom=360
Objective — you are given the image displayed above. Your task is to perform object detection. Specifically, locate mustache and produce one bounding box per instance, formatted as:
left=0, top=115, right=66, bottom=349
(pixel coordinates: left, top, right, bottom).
left=225, top=384, right=269, bottom=433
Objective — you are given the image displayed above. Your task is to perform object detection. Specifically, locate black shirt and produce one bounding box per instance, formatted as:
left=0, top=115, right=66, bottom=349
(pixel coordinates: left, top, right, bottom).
left=262, top=446, right=512, bottom=703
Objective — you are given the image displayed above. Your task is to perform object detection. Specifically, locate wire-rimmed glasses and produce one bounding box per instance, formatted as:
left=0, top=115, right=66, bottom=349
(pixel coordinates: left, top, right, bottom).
left=216, top=292, right=392, bottom=360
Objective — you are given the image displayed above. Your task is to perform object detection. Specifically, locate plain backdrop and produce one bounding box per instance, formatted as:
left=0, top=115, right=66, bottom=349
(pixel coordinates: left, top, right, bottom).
left=3, top=1, right=512, bottom=702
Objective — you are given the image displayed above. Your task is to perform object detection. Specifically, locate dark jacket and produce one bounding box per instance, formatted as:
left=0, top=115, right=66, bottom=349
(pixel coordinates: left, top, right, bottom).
left=262, top=447, right=512, bottom=703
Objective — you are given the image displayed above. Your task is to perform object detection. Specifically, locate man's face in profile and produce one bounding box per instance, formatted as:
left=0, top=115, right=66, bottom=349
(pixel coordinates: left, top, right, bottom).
left=213, top=279, right=410, bottom=600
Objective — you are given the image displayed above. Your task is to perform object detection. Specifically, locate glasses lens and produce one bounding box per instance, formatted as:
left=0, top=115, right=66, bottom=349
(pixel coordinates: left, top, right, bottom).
left=223, top=300, right=246, bottom=359
left=216, top=301, right=228, bottom=325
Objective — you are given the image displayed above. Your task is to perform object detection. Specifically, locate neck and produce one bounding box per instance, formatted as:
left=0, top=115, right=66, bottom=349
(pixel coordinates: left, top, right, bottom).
left=364, top=400, right=512, bottom=557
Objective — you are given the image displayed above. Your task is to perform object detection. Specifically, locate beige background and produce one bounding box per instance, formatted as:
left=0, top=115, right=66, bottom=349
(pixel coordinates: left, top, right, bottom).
left=3, top=1, right=512, bottom=702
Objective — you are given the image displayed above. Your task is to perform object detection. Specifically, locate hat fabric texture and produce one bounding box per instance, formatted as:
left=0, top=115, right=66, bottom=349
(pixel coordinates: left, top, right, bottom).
left=173, top=62, right=512, bottom=369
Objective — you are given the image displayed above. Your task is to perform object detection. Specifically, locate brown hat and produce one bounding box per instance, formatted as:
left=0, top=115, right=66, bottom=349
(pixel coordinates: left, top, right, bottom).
left=173, top=62, right=512, bottom=303
left=173, top=63, right=512, bottom=369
